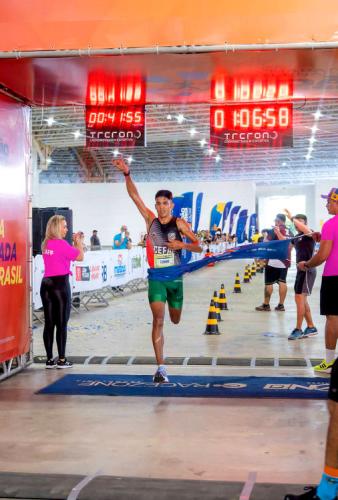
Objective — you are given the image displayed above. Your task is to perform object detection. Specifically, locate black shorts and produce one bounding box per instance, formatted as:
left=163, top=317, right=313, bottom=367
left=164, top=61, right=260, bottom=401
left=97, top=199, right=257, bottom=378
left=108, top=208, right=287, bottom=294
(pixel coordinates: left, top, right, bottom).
left=328, top=358, right=338, bottom=403
left=320, top=276, right=338, bottom=315
left=294, top=268, right=316, bottom=295
left=265, top=265, right=288, bottom=285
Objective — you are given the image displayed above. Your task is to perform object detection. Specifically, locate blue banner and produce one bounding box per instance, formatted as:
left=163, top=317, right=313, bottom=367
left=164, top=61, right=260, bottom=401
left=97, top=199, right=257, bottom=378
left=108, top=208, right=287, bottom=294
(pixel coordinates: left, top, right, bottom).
left=148, top=239, right=290, bottom=281
left=194, top=192, right=203, bottom=233
left=236, top=209, right=248, bottom=244
left=229, top=205, right=241, bottom=234
left=222, top=201, right=233, bottom=232
left=248, top=213, right=258, bottom=241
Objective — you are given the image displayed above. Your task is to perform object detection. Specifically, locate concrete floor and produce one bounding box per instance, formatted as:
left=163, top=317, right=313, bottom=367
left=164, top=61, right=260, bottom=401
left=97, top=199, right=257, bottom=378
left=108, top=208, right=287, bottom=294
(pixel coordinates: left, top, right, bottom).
left=33, top=260, right=327, bottom=360
left=0, top=260, right=330, bottom=498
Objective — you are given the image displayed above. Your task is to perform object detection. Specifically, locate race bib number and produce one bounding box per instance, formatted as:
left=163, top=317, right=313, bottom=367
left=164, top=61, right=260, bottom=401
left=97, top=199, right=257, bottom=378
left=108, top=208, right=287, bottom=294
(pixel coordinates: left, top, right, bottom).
left=154, top=253, right=175, bottom=268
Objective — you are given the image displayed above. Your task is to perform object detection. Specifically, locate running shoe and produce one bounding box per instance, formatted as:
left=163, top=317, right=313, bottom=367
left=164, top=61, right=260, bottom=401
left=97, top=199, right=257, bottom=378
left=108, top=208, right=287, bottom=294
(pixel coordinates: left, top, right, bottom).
left=302, top=326, right=318, bottom=338
left=313, top=359, right=335, bottom=374
left=284, top=486, right=319, bottom=499
left=45, top=358, right=56, bottom=369
left=56, top=358, right=73, bottom=369
left=275, top=303, right=285, bottom=311
left=255, top=304, right=271, bottom=311
left=288, top=328, right=304, bottom=341
left=153, top=366, right=169, bottom=383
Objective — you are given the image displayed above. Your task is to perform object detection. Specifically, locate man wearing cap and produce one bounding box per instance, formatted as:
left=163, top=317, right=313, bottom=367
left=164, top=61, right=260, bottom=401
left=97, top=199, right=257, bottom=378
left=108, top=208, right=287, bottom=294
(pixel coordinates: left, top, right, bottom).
left=284, top=210, right=320, bottom=341
left=298, top=187, right=338, bottom=373
left=256, top=213, right=291, bottom=312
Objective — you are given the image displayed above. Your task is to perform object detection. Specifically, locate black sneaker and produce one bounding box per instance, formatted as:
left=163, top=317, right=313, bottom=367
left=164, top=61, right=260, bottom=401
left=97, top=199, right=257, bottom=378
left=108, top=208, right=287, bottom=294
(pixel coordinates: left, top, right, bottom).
left=284, top=486, right=319, bottom=499
left=275, top=303, right=285, bottom=311
left=57, top=358, right=73, bottom=369
left=255, top=303, right=271, bottom=311
left=45, top=359, right=56, bottom=369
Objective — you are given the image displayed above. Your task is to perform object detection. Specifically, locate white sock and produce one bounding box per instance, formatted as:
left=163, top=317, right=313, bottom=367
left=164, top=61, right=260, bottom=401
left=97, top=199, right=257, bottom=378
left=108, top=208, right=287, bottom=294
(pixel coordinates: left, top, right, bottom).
left=326, top=349, right=336, bottom=363
left=159, top=364, right=166, bottom=371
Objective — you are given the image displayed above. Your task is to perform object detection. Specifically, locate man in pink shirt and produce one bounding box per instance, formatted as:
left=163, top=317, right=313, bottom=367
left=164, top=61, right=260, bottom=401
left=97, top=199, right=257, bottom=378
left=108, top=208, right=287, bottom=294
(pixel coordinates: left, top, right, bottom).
left=298, top=187, right=338, bottom=373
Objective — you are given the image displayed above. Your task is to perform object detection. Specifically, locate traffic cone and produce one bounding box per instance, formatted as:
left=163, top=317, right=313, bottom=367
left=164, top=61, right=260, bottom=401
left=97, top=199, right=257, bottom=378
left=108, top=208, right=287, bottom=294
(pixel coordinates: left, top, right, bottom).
left=251, top=263, right=256, bottom=277
left=233, top=273, right=242, bottom=293
left=218, top=284, right=228, bottom=310
left=247, top=265, right=252, bottom=281
left=203, top=300, right=220, bottom=335
left=259, top=261, right=265, bottom=273
left=243, top=267, right=250, bottom=283
left=213, top=291, right=223, bottom=322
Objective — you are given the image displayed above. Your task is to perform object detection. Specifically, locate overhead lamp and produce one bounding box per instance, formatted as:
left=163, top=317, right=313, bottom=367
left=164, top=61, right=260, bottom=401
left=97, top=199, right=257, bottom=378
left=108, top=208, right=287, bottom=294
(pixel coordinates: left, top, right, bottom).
left=310, top=125, right=319, bottom=134
left=308, top=145, right=314, bottom=154
left=176, top=114, right=185, bottom=124
left=207, top=147, right=214, bottom=156
left=282, top=162, right=287, bottom=166
left=46, top=117, right=55, bottom=127
left=215, top=155, right=221, bottom=163
left=199, top=138, right=207, bottom=147
left=189, top=128, right=197, bottom=136
left=308, top=136, right=316, bottom=144
left=166, top=114, right=172, bottom=120
left=127, top=156, right=133, bottom=164
left=46, top=158, right=52, bottom=164
left=305, top=154, right=312, bottom=161
left=313, top=110, right=323, bottom=121
left=113, top=149, right=119, bottom=157
left=73, top=130, right=81, bottom=139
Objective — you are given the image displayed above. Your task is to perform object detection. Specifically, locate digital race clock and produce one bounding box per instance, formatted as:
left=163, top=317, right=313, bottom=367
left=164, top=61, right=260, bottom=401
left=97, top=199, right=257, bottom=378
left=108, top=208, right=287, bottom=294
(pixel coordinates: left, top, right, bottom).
left=85, top=105, right=145, bottom=147
left=210, top=102, right=293, bottom=148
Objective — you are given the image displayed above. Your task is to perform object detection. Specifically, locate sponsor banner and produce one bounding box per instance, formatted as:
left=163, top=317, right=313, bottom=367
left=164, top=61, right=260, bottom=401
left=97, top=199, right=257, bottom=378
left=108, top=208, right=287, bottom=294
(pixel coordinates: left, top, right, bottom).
left=0, top=97, right=31, bottom=363
left=110, top=249, right=129, bottom=286
left=39, top=374, right=329, bottom=400
left=32, top=255, right=44, bottom=310
left=128, top=246, right=145, bottom=281
left=72, top=251, right=107, bottom=293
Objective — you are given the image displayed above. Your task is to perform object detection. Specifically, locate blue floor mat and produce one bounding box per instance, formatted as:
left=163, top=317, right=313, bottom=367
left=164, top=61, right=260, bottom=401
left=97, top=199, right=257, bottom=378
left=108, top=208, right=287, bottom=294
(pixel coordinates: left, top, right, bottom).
left=37, top=374, right=330, bottom=399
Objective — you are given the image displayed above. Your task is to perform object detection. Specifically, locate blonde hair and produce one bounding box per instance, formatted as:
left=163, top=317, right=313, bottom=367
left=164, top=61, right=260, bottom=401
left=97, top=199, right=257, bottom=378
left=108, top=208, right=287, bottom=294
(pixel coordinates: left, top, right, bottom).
left=41, top=215, right=66, bottom=252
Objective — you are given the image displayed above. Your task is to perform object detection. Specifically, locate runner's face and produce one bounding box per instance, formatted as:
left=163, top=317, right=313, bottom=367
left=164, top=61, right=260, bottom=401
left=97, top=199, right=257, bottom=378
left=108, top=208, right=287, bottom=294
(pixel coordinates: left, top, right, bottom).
left=155, top=196, right=172, bottom=219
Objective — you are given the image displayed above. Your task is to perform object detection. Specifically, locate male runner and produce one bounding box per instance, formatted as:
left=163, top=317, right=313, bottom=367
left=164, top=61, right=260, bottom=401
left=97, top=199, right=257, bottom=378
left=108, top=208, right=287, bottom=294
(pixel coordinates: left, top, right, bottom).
left=113, top=158, right=202, bottom=383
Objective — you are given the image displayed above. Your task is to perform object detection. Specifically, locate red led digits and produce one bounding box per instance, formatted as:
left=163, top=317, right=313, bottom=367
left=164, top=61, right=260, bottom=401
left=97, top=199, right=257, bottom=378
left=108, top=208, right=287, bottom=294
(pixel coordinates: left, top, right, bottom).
left=86, top=106, right=145, bottom=129
left=211, top=77, right=292, bottom=102
left=211, top=104, right=290, bottom=131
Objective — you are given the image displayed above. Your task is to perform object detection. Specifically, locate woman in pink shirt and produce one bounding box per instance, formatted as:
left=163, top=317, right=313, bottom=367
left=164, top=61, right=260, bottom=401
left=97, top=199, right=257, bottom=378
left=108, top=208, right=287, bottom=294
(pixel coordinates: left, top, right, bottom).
left=40, top=215, right=84, bottom=369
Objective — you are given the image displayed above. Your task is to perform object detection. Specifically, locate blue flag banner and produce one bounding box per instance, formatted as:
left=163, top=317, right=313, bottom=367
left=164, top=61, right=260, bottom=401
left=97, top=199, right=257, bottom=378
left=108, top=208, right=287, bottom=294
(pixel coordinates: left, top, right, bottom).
left=235, top=209, right=248, bottom=244
left=148, top=239, right=290, bottom=281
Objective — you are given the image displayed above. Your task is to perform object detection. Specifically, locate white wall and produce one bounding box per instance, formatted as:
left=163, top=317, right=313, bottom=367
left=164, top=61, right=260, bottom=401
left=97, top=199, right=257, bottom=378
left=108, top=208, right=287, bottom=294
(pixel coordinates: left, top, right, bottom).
left=314, top=180, right=338, bottom=229
left=34, top=181, right=255, bottom=246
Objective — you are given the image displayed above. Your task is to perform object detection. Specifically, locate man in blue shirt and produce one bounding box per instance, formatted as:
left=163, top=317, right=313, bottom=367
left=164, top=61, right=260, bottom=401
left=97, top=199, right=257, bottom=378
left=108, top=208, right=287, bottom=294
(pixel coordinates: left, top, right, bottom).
left=113, top=225, right=132, bottom=250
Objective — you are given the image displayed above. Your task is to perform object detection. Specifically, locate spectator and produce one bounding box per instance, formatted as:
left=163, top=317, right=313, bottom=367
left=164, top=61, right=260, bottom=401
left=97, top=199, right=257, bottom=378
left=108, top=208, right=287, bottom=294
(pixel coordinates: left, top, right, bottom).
left=251, top=229, right=262, bottom=244
left=113, top=225, right=132, bottom=250
left=285, top=210, right=318, bottom=341
left=79, top=231, right=87, bottom=252
left=90, top=230, right=101, bottom=250
left=255, top=213, right=290, bottom=312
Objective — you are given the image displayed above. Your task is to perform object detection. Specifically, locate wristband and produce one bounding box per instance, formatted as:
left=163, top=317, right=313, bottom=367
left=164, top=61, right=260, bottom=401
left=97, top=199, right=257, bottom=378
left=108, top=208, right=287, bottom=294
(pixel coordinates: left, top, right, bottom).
left=123, top=171, right=130, bottom=177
